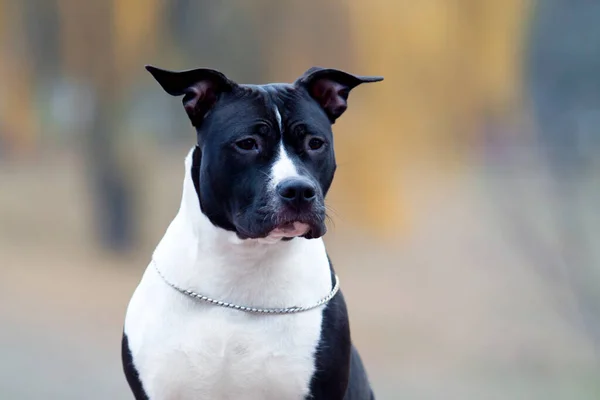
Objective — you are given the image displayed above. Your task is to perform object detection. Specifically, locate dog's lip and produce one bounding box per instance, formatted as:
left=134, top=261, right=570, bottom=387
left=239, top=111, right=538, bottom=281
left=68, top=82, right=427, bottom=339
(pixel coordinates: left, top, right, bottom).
left=268, top=221, right=311, bottom=238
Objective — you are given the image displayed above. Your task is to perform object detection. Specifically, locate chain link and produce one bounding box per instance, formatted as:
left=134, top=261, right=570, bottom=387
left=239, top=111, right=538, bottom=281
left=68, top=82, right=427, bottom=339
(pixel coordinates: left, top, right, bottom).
left=152, top=260, right=339, bottom=314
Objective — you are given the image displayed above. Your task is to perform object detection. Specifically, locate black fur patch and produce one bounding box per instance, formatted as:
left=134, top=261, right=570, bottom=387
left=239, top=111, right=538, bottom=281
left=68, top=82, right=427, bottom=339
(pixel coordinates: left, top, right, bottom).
left=122, top=333, right=149, bottom=400
left=308, top=261, right=374, bottom=399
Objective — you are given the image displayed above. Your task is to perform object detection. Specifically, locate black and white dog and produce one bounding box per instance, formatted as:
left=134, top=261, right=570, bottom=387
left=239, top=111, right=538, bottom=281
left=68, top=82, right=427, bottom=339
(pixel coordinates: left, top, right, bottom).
left=122, top=65, right=382, bottom=400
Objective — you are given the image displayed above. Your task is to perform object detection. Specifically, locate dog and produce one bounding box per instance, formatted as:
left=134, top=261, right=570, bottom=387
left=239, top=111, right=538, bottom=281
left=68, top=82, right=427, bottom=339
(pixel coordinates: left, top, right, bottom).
left=122, top=65, right=382, bottom=400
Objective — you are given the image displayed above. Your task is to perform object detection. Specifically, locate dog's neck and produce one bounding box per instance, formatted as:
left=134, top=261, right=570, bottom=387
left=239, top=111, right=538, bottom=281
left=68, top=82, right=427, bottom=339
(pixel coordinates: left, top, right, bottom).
left=151, top=147, right=332, bottom=307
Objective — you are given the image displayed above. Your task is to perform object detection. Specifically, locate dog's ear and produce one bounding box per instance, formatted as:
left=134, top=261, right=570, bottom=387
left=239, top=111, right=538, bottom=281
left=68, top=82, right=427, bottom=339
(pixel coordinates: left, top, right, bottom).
left=295, top=67, right=383, bottom=123
left=146, top=65, right=236, bottom=127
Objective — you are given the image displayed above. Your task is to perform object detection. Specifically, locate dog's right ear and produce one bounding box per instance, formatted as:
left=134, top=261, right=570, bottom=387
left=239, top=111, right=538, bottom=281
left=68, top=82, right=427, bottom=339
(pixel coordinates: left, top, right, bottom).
left=145, top=65, right=236, bottom=127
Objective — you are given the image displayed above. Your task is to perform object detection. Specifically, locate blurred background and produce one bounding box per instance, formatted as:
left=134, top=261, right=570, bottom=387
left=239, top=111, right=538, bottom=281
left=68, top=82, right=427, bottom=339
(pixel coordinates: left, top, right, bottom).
left=1, top=0, right=600, bottom=399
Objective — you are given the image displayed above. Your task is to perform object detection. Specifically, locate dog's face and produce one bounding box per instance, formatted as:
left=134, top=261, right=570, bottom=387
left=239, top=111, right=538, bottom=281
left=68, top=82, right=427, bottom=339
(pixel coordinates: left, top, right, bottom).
left=147, top=66, right=382, bottom=240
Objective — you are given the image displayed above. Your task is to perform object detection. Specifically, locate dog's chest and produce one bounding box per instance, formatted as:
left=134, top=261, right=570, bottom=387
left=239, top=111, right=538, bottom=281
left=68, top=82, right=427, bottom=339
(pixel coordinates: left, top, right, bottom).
left=125, top=276, right=324, bottom=400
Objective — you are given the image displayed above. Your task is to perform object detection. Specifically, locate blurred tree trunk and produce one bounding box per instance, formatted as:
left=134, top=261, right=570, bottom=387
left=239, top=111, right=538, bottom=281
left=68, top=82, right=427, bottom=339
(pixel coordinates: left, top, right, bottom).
left=56, top=0, right=130, bottom=253
left=0, top=0, right=38, bottom=157
left=55, top=0, right=163, bottom=253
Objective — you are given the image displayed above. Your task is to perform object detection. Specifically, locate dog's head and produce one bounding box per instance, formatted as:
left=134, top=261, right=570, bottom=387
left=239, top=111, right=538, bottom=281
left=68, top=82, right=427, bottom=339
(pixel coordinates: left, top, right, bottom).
left=147, top=65, right=382, bottom=241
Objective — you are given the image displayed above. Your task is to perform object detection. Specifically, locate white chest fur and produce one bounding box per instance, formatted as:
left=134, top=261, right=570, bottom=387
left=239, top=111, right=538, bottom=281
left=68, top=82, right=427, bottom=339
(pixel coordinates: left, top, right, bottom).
left=123, top=148, right=333, bottom=400
left=125, top=267, right=327, bottom=400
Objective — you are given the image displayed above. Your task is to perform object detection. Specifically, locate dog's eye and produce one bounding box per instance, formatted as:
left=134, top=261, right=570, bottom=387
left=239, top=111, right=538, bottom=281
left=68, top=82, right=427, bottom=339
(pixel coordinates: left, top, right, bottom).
left=235, top=138, right=259, bottom=152
left=307, top=138, right=325, bottom=151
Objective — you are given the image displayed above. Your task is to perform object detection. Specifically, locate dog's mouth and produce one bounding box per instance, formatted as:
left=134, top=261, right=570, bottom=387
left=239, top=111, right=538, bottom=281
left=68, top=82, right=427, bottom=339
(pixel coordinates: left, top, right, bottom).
left=235, top=210, right=326, bottom=241
left=268, top=221, right=311, bottom=238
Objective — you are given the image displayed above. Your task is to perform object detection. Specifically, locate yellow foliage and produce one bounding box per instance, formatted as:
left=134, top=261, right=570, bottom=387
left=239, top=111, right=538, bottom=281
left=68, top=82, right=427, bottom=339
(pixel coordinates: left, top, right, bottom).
left=333, top=0, right=531, bottom=237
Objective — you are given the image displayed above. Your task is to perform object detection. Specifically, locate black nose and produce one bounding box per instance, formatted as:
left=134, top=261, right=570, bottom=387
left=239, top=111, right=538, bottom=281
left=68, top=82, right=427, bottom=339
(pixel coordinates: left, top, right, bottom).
left=276, top=178, right=317, bottom=208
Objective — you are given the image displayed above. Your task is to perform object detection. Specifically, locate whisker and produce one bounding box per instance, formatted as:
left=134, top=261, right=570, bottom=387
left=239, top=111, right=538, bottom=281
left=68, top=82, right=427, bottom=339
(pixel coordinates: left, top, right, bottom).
left=258, top=170, right=272, bottom=181
left=325, top=213, right=336, bottom=228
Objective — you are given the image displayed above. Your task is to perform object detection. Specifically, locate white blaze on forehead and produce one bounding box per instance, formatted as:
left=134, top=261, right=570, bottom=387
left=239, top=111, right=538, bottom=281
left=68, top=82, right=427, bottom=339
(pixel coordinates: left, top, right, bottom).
left=270, top=106, right=300, bottom=188
left=273, top=105, right=283, bottom=131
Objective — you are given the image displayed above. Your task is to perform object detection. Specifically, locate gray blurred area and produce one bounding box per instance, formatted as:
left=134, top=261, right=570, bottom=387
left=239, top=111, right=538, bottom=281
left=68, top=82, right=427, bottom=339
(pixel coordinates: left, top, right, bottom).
left=1, top=1, right=600, bottom=399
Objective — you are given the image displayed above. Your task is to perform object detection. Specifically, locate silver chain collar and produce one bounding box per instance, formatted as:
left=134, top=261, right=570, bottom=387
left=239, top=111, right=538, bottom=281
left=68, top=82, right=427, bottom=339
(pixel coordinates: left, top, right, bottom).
left=152, top=260, right=340, bottom=314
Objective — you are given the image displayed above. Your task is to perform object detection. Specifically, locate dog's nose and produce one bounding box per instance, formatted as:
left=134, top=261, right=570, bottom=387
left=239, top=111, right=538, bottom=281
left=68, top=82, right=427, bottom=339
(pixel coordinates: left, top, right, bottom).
left=276, top=178, right=317, bottom=208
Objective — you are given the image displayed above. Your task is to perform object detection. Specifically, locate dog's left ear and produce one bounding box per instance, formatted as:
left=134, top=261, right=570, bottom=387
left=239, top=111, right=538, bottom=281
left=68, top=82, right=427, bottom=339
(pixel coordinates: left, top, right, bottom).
left=295, top=67, right=383, bottom=123
left=145, top=65, right=236, bottom=127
